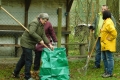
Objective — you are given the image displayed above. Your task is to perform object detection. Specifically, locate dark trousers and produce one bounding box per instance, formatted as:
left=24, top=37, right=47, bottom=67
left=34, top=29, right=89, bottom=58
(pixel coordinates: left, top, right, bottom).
left=14, top=47, right=33, bottom=79
left=95, top=37, right=101, bottom=67
left=33, top=51, right=42, bottom=71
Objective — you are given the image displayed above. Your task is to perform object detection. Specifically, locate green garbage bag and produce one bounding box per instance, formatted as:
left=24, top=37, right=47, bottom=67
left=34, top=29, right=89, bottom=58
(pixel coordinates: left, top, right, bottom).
left=39, top=48, right=70, bottom=80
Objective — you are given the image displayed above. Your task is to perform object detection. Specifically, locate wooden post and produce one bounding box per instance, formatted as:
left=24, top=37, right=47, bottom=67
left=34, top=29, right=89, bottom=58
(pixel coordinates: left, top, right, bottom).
left=24, top=0, right=31, bottom=27
left=65, top=12, right=70, bottom=56
left=96, top=0, right=99, bottom=13
left=57, top=7, right=62, bottom=48
left=79, top=44, right=86, bottom=55
left=66, top=0, right=73, bottom=56
left=0, top=0, right=1, bottom=8
left=14, top=35, right=18, bottom=57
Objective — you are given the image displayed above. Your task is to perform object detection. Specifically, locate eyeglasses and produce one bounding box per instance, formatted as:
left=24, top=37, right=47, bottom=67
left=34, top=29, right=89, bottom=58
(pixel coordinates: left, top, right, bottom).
left=41, top=19, right=48, bottom=25
left=42, top=18, right=48, bottom=21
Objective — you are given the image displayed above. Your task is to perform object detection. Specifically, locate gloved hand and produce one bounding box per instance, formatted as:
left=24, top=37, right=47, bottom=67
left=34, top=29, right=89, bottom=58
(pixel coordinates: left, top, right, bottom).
left=53, top=42, right=57, bottom=48
left=49, top=44, right=54, bottom=50
left=89, top=26, right=94, bottom=30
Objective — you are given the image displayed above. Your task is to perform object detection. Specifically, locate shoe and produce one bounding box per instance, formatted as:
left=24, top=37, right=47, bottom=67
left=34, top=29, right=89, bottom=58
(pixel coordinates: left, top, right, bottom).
left=27, top=77, right=34, bottom=80
left=31, top=70, right=39, bottom=78
left=93, top=66, right=100, bottom=69
left=12, top=72, right=20, bottom=78
left=34, top=70, right=39, bottom=74
left=102, top=73, right=112, bottom=78
left=101, top=72, right=106, bottom=77
left=31, top=70, right=39, bottom=74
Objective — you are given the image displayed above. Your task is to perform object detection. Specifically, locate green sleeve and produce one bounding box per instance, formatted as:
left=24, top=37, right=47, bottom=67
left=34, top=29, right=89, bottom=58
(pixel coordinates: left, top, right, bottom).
left=28, top=22, right=42, bottom=42
left=111, top=15, right=116, bottom=27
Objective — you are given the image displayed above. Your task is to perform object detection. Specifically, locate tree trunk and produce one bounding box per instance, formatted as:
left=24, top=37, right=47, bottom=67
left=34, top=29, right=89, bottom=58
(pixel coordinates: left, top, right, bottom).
left=96, top=0, right=99, bottom=13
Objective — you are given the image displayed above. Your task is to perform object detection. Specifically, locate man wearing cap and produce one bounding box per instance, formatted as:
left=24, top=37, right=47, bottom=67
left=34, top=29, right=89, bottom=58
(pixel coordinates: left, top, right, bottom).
left=12, top=13, right=53, bottom=80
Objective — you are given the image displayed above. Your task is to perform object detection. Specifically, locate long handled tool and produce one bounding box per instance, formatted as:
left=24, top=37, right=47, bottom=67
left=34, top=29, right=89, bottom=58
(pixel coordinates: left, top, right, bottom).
left=0, top=4, right=50, bottom=50
left=0, top=0, right=28, bottom=31
left=77, top=3, right=96, bottom=75
left=0, top=7, right=29, bottom=32
left=41, top=43, right=51, bottom=51
left=87, top=30, right=93, bottom=56
left=81, top=29, right=93, bottom=75
left=82, top=35, right=99, bottom=75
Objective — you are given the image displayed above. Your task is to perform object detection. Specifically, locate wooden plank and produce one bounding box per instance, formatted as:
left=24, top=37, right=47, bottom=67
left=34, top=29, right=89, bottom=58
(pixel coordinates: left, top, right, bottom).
left=0, top=44, right=20, bottom=47
left=0, top=30, right=24, bottom=32
left=0, top=25, right=71, bottom=35
left=0, top=25, right=24, bottom=30
left=61, top=43, right=88, bottom=45
left=67, top=55, right=95, bottom=59
left=0, top=30, right=24, bottom=36
left=53, top=27, right=71, bottom=35
left=0, top=25, right=68, bottom=31
left=53, top=27, right=68, bottom=31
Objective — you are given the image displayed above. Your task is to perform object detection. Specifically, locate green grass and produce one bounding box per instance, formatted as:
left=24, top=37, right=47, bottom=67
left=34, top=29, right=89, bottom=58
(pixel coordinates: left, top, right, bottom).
left=69, top=58, right=120, bottom=80
left=0, top=57, right=120, bottom=80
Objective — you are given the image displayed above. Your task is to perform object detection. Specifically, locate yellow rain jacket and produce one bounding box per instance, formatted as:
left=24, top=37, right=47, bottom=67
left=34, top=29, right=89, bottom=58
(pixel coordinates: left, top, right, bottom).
left=100, top=18, right=117, bottom=52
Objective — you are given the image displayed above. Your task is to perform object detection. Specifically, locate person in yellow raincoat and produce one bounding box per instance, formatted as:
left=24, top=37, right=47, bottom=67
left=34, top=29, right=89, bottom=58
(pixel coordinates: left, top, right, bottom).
left=100, top=10, right=117, bottom=78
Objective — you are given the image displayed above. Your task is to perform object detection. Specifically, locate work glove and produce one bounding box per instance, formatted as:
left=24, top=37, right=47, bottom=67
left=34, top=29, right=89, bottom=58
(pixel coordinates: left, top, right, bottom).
left=89, top=26, right=94, bottom=30
left=49, top=44, right=54, bottom=50
left=53, top=42, right=57, bottom=48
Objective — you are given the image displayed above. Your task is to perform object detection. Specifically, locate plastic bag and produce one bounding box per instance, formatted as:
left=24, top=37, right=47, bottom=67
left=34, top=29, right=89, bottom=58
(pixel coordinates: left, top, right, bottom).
left=39, top=48, right=70, bottom=80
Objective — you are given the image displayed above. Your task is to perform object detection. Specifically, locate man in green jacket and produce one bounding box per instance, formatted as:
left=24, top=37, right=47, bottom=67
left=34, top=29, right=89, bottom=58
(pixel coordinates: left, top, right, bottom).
left=12, top=13, right=53, bottom=80
left=89, top=5, right=116, bottom=69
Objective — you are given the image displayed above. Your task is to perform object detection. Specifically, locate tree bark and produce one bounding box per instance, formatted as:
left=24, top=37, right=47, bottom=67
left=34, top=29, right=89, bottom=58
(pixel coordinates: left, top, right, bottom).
left=96, top=0, right=99, bottom=13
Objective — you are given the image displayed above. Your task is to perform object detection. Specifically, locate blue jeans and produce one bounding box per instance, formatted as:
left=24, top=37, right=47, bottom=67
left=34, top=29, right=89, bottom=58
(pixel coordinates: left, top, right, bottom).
left=14, top=47, right=33, bottom=79
left=33, top=51, right=42, bottom=71
left=102, top=51, right=114, bottom=75
left=95, top=37, right=101, bottom=67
